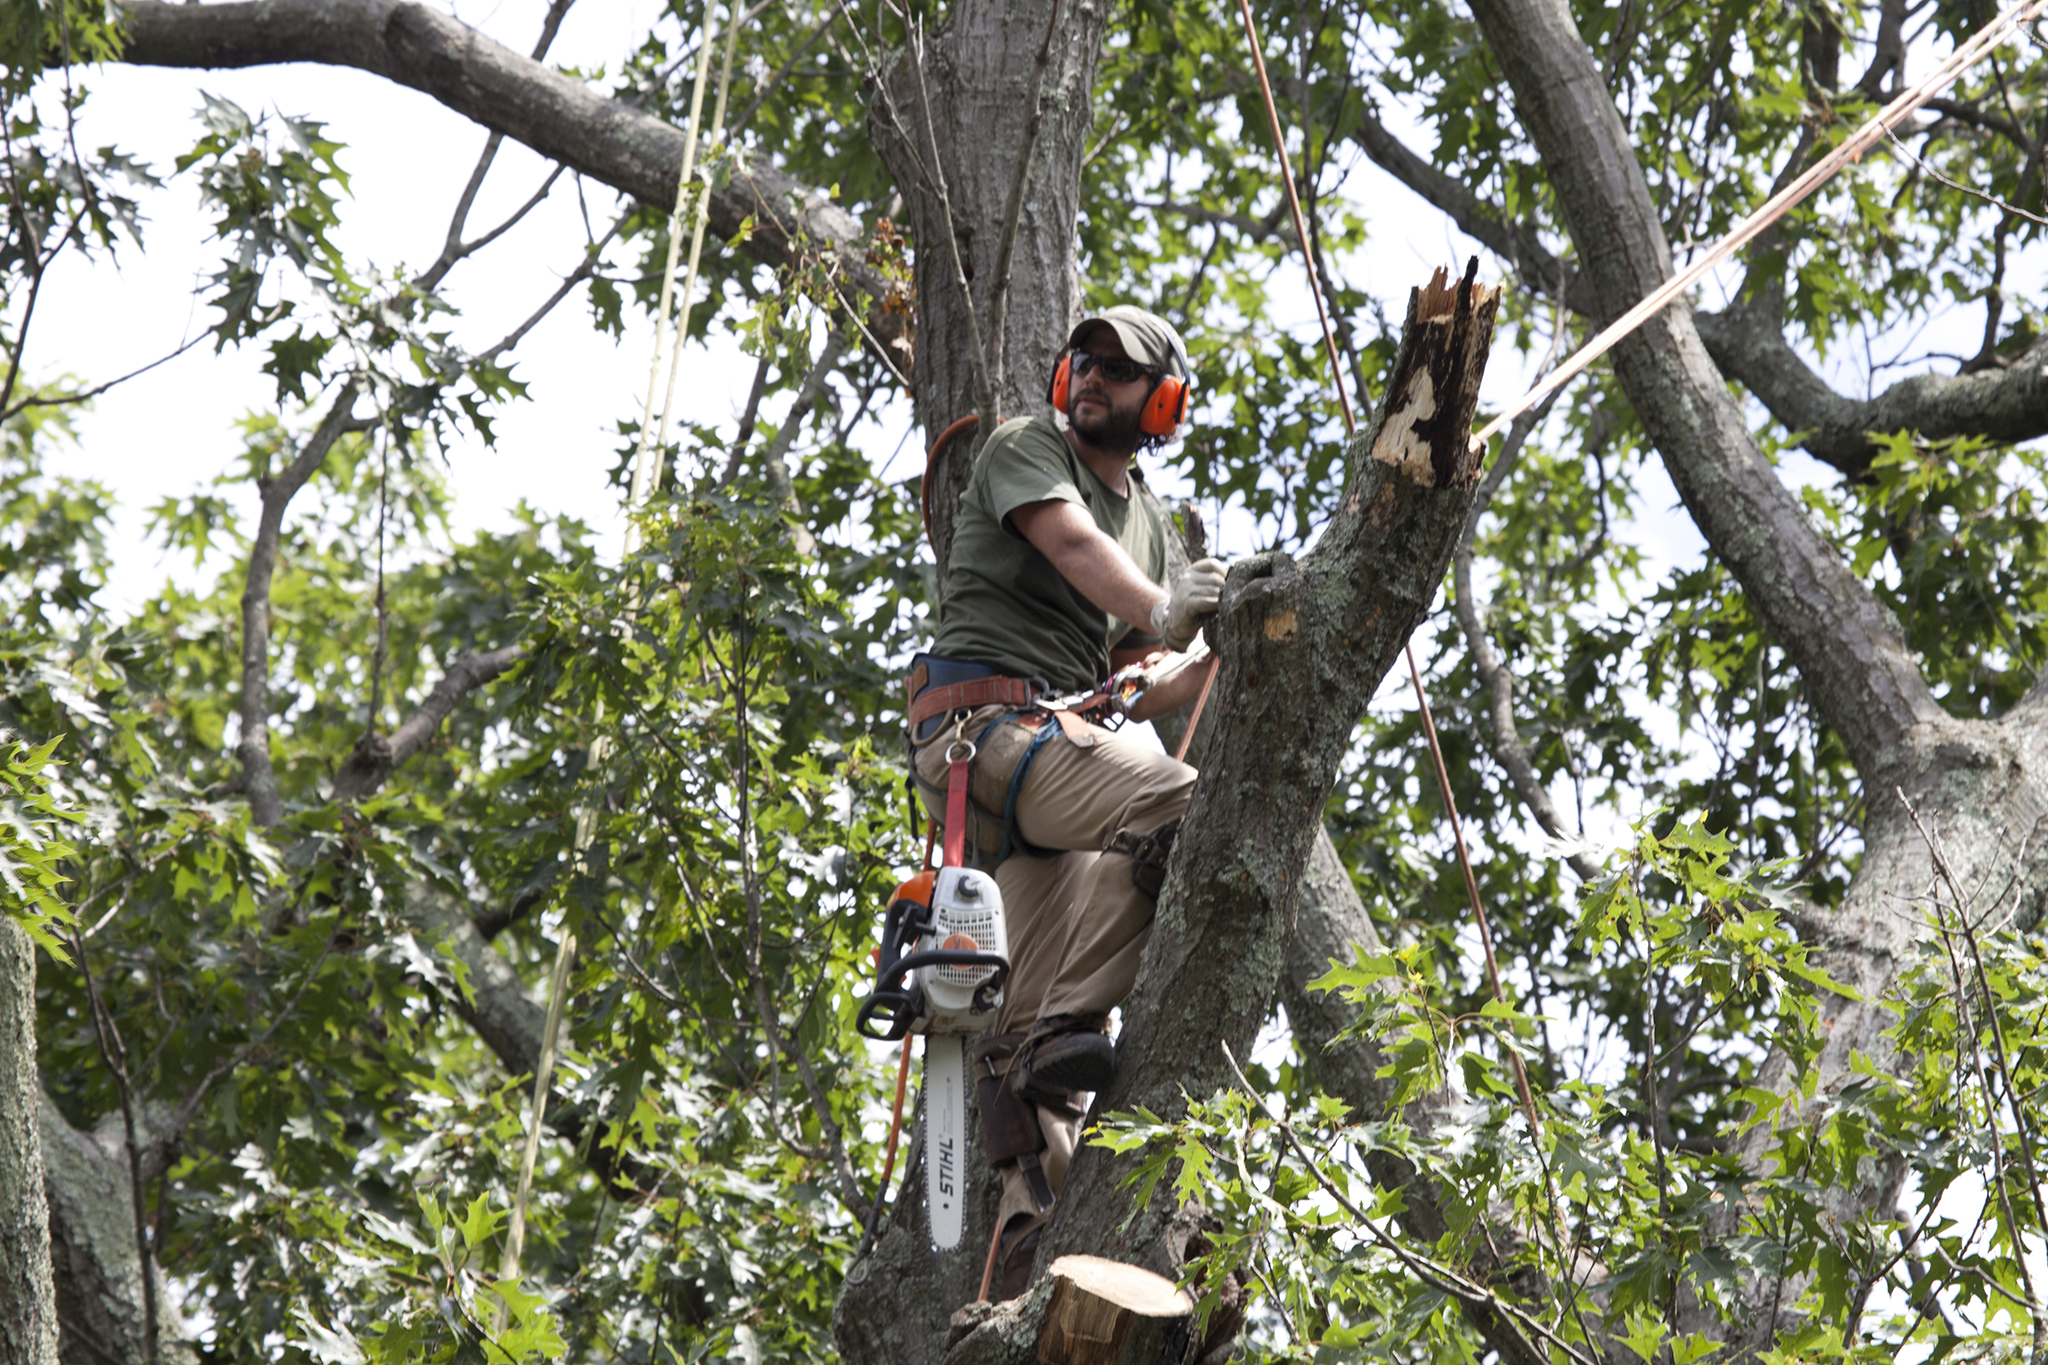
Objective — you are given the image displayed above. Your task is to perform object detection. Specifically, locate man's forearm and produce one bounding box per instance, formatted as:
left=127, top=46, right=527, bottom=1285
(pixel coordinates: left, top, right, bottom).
left=1011, top=500, right=1168, bottom=630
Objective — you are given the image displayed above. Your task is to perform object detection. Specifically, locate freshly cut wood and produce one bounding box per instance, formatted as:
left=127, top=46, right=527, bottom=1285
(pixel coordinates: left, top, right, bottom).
left=1034, top=1255, right=1193, bottom=1365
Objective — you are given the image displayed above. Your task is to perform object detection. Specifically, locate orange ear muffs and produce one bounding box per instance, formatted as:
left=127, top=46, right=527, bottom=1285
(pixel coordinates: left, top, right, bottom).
left=1049, top=349, right=1190, bottom=437
left=1139, top=373, right=1189, bottom=437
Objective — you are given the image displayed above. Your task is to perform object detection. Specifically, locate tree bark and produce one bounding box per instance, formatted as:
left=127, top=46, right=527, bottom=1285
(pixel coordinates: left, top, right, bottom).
left=867, top=0, right=1108, bottom=577
left=39, top=1097, right=193, bottom=1365
left=1, top=921, right=58, bottom=1365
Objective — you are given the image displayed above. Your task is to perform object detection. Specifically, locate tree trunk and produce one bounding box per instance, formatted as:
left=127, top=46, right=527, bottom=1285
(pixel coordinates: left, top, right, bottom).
left=40, top=1096, right=194, bottom=1365
left=1034, top=1256, right=1194, bottom=1365
left=867, top=0, right=1106, bottom=576
left=0, top=921, right=58, bottom=1365
left=1459, top=0, right=2048, bottom=1350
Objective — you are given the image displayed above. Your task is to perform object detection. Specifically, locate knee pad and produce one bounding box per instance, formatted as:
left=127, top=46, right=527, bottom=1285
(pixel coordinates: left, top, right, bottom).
left=1102, top=817, right=1181, bottom=899
left=973, top=1033, right=1041, bottom=1168
left=975, top=1032, right=1066, bottom=1214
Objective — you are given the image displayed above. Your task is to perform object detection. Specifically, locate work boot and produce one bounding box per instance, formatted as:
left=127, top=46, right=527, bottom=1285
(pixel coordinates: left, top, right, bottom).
left=999, top=1218, right=1043, bottom=1300
left=1014, top=1014, right=1114, bottom=1106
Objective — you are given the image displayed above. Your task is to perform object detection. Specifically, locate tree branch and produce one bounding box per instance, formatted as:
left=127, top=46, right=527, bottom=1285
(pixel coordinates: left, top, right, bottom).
left=1339, top=78, right=2048, bottom=477
left=112, top=0, right=902, bottom=343
left=237, top=391, right=372, bottom=828
left=753, top=327, right=847, bottom=547
left=1694, top=304, right=2048, bottom=475
left=1919, top=95, right=2027, bottom=144
left=1275, top=833, right=1557, bottom=1365
left=1465, top=0, right=1945, bottom=782
left=330, top=644, right=526, bottom=801
left=1135, top=198, right=1294, bottom=246
left=1450, top=401, right=1601, bottom=884
left=0, top=331, right=206, bottom=422
left=1040, top=270, right=1497, bottom=1273
left=727, top=0, right=850, bottom=142
left=402, top=888, right=642, bottom=1194
left=716, top=353, right=775, bottom=487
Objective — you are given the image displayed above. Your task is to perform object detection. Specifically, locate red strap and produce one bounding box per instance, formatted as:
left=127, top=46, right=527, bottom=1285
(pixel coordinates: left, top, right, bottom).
left=908, top=674, right=1041, bottom=728
left=943, top=744, right=971, bottom=868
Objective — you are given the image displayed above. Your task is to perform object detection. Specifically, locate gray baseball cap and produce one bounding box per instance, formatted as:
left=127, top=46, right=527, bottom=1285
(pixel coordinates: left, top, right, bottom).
left=1067, top=305, right=1190, bottom=379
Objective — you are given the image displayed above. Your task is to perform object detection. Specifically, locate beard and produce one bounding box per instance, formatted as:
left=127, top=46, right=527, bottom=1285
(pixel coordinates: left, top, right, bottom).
left=1067, top=387, right=1145, bottom=453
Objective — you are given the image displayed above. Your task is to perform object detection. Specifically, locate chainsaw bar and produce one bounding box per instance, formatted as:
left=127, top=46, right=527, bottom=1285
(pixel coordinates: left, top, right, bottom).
left=923, top=1032, right=969, bottom=1251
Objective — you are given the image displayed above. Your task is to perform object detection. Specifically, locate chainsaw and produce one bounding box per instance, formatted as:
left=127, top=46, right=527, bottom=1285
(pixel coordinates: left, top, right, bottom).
left=855, top=865, right=1010, bottom=1251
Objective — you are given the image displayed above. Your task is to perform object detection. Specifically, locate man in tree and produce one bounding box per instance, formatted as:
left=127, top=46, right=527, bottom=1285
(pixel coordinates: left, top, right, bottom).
left=906, top=304, right=1226, bottom=1297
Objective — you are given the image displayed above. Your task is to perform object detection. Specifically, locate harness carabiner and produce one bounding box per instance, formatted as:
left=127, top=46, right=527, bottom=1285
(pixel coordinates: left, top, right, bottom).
left=946, top=710, right=978, bottom=766
left=942, top=712, right=975, bottom=868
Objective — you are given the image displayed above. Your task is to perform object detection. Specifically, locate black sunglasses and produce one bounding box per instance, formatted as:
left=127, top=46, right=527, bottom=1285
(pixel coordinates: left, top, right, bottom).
left=1070, top=351, right=1158, bottom=385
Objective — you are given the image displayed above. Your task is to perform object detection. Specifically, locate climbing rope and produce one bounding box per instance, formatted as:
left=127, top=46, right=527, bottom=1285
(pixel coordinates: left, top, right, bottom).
left=501, top=1, right=743, bottom=1322
left=626, top=5, right=743, bottom=547
left=1232, top=0, right=1549, bottom=1146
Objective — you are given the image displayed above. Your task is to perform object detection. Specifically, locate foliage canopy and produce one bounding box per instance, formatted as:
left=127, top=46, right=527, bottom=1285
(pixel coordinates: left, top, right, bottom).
left=4, top=0, right=2047, bottom=1360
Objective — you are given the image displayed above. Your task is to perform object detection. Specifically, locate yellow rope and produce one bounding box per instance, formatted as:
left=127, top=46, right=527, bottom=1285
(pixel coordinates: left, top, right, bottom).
left=496, top=3, right=740, bottom=1330
left=643, top=12, right=744, bottom=512
left=625, top=7, right=724, bottom=551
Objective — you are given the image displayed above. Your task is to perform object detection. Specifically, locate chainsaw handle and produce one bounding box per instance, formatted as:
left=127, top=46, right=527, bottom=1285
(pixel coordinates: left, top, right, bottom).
left=854, top=949, right=1012, bottom=1040
left=855, top=987, right=917, bottom=1041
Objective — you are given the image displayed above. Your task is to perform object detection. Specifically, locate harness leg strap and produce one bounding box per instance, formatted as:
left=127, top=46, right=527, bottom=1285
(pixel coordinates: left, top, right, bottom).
left=1102, top=816, right=1182, bottom=899
left=974, top=1033, right=1056, bottom=1214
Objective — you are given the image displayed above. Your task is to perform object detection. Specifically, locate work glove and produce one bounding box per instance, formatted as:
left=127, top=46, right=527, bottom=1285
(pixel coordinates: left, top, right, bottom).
left=1150, top=557, right=1226, bottom=650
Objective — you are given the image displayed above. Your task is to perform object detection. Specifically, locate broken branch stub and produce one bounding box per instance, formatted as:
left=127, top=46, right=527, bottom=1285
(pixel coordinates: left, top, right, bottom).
left=1018, top=266, right=1498, bottom=1355
left=1370, top=260, right=1497, bottom=492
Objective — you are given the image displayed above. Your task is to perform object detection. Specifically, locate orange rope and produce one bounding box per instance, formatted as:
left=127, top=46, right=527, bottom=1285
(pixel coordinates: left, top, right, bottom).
left=1232, top=0, right=1355, bottom=435
left=1234, top=0, right=1531, bottom=1121
left=875, top=1034, right=915, bottom=1199
left=976, top=1212, right=1005, bottom=1302
left=922, top=415, right=981, bottom=550
left=1173, top=657, right=1220, bottom=764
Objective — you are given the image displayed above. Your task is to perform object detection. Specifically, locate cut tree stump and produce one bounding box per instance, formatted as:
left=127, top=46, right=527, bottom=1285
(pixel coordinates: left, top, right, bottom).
left=1034, top=1255, right=1194, bottom=1365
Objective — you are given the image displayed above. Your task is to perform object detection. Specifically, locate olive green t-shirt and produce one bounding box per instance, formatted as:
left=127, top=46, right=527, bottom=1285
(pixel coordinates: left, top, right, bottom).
left=930, top=415, right=1168, bottom=693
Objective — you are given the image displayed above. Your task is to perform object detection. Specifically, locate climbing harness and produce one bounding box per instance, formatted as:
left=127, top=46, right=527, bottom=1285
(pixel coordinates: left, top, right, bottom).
left=903, top=648, right=1187, bottom=870
left=861, top=636, right=1205, bottom=1250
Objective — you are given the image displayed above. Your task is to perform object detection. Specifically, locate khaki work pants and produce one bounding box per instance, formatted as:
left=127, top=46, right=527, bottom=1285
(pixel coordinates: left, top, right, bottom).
left=912, top=702, right=1196, bottom=1239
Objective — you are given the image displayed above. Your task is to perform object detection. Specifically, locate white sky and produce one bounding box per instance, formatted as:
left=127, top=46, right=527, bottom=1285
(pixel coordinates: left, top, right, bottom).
left=38, top=0, right=693, bottom=608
